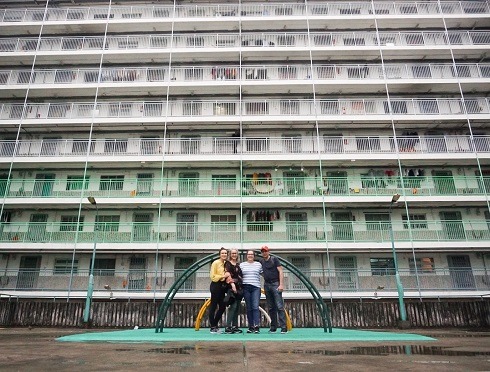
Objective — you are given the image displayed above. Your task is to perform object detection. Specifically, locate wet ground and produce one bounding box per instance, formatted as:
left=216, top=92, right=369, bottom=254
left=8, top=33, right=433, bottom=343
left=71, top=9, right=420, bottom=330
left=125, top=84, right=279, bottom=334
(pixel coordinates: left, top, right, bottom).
left=0, top=327, right=489, bottom=371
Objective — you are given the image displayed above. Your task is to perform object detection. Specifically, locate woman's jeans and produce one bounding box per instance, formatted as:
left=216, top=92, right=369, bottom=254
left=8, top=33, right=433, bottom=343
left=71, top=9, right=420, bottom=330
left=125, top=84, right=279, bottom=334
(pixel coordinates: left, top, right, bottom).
left=242, top=284, right=261, bottom=328
left=225, top=294, right=242, bottom=327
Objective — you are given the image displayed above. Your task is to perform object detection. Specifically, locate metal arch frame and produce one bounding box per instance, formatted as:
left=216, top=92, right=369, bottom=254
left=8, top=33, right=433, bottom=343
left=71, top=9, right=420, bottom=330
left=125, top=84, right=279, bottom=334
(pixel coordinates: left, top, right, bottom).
left=155, top=252, right=332, bottom=333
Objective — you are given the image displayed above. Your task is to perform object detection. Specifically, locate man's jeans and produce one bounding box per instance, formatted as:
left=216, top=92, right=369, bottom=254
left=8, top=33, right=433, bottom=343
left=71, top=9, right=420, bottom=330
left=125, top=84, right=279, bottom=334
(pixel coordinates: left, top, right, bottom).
left=264, top=281, right=286, bottom=329
left=242, top=284, right=261, bottom=327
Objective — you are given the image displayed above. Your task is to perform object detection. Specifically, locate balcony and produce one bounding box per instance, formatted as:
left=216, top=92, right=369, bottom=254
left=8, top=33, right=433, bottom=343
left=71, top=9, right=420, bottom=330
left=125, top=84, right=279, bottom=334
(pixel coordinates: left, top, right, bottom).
left=0, top=220, right=488, bottom=246
left=1, top=1, right=488, bottom=24
left=0, top=62, right=488, bottom=98
left=0, top=267, right=488, bottom=298
left=0, top=30, right=488, bottom=65
left=0, top=175, right=489, bottom=201
left=0, top=135, right=488, bottom=164
left=1, top=98, right=488, bottom=129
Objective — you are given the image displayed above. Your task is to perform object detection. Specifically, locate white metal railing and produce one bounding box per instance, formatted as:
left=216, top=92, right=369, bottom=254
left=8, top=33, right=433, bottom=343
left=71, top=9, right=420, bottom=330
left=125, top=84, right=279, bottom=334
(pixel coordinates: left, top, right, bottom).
left=1, top=1, right=488, bottom=23
left=1, top=63, right=488, bottom=86
left=1, top=30, right=489, bottom=53
left=0, top=135, right=489, bottom=158
left=1, top=268, right=488, bottom=295
left=1, top=97, right=488, bottom=121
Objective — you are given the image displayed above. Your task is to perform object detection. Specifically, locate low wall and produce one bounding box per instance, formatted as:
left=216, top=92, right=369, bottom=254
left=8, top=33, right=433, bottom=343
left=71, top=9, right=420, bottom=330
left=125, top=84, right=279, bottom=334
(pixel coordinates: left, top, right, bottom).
left=0, top=298, right=488, bottom=328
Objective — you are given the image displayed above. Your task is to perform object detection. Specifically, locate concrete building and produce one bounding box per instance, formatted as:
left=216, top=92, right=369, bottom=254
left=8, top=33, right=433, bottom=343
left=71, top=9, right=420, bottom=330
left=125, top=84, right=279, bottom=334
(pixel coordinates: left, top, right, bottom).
left=0, top=0, right=489, bottom=304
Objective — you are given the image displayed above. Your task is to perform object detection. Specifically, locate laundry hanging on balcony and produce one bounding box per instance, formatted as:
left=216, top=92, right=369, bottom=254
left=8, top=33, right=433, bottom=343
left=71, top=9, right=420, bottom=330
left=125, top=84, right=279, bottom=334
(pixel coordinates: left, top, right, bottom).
left=247, top=210, right=280, bottom=222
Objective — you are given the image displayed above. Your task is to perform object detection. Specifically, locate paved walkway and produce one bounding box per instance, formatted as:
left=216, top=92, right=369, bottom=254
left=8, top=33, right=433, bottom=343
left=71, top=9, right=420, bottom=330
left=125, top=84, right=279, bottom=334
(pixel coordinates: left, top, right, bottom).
left=1, top=327, right=489, bottom=371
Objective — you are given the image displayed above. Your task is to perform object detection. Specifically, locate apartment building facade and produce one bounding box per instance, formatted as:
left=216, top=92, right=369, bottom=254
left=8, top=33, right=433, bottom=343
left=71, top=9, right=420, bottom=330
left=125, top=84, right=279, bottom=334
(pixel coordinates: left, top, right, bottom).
left=0, top=0, right=489, bottom=303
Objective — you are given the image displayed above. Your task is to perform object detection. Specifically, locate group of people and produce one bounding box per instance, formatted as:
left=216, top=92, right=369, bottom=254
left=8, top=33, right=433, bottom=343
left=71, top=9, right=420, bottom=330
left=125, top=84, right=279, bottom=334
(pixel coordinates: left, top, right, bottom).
left=208, top=246, right=288, bottom=334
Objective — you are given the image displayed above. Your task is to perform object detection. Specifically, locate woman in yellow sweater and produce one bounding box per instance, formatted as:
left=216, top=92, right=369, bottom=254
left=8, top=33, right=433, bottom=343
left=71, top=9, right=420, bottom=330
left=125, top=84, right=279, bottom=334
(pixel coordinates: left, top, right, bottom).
left=209, top=247, right=231, bottom=333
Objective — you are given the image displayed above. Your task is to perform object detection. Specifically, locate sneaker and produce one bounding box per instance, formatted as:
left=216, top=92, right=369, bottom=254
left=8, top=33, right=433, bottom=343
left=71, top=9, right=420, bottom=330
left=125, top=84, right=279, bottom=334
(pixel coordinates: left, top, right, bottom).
left=254, top=326, right=260, bottom=334
left=224, top=327, right=234, bottom=334
left=246, top=327, right=254, bottom=334
left=268, top=327, right=277, bottom=333
left=210, top=327, right=218, bottom=334
left=280, top=328, right=288, bottom=334
left=232, top=326, right=243, bottom=334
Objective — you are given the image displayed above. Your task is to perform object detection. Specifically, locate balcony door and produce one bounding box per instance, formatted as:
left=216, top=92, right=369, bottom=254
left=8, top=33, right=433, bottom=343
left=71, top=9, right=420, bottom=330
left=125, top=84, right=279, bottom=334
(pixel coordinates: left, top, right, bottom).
left=286, top=212, right=307, bottom=241
left=177, top=213, right=197, bottom=241
left=433, top=170, right=456, bottom=195
left=288, top=257, right=309, bottom=290
left=174, top=257, right=196, bottom=292
left=447, top=255, right=475, bottom=289
left=132, top=213, right=152, bottom=242
left=17, top=255, right=41, bottom=289
left=33, top=173, right=55, bottom=196
left=178, top=172, right=199, bottom=196
left=136, top=173, right=153, bottom=196
left=27, top=213, right=47, bottom=241
left=326, top=171, right=348, bottom=195
left=440, top=211, right=465, bottom=240
left=331, top=212, right=353, bottom=240
left=283, top=171, right=305, bottom=195
left=335, top=256, right=358, bottom=290
left=128, top=257, right=147, bottom=291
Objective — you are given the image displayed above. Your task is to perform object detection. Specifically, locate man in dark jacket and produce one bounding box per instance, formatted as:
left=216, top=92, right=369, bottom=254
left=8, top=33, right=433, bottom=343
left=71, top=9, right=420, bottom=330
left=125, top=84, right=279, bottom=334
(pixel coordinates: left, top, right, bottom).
left=260, top=245, right=287, bottom=333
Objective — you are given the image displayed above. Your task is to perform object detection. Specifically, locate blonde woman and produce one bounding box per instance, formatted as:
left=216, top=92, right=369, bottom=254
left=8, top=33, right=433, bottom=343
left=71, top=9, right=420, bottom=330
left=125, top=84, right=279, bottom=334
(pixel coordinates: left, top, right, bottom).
left=209, top=247, right=230, bottom=333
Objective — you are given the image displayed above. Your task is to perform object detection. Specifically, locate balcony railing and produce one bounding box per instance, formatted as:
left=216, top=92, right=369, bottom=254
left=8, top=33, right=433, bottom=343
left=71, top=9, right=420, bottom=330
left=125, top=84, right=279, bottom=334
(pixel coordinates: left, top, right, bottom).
left=0, top=175, right=489, bottom=199
left=0, top=220, right=488, bottom=244
left=1, top=97, right=488, bottom=122
left=0, top=267, right=488, bottom=296
left=0, top=135, right=488, bottom=159
left=1, top=1, right=488, bottom=23
left=1, top=30, right=489, bottom=53
left=1, top=62, right=488, bottom=87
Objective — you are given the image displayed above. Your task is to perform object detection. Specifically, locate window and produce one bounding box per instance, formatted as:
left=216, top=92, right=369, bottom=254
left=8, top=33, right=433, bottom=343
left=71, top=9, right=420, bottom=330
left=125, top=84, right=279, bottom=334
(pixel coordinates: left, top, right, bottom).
left=93, top=258, right=116, bottom=276
left=104, top=139, right=128, bottom=153
left=118, top=39, right=138, bottom=49
left=343, top=37, right=365, bottom=46
left=94, top=13, right=114, bottom=19
left=402, top=214, right=427, bottom=229
left=122, top=13, right=142, bottom=19
left=211, top=215, right=236, bottom=231
left=150, top=36, right=168, bottom=48
left=245, top=101, right=268, bottom=115
left=67, top=11, right=84, bottom=20
left=409, top=257, right=435, bottom=274
left=1, top=210, right=12, bottom=224
left=0, top=72, right=9, bottom=85
left=187, top=36, right=204, bottom=47
left=60, top=216, right=84, bottom=231
left=100, top=175, right=124, bottom=191
left=365, top=213, right=390, bottom=230
left=406, top=34, right=424, bottom=45
left=212, top=175, right=236, bottom=195
left=280, top=100, right=299, bottom=115
left=54, top=259, right=78, bottom=274
left=183, top=102, right=202, bottom=116
left=340, top=8, right=361, bottom=14
left=66, top=175, right=89, bottom=190
left=370, top=258, right=395, bottom=275
left=184, top=68, right=203, bottom=80
left=95, top=215, right=120, bottom=232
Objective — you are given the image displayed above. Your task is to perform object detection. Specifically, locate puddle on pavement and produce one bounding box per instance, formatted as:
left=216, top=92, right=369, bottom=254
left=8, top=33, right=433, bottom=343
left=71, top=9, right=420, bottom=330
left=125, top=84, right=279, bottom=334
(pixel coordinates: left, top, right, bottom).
left=291, top=346, right=490, bottom=356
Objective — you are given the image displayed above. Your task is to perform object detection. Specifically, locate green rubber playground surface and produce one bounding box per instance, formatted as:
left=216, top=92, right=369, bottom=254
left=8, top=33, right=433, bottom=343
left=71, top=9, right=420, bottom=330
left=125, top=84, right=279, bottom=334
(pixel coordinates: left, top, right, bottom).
left=57, top=327, right=435, bottom=343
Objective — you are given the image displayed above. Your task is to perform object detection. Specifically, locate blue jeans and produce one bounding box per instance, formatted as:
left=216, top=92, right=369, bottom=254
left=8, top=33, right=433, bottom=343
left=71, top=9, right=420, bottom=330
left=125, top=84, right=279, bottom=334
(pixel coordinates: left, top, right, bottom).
left=242, top=284, right=261, bottom=328
left=264, top=281, right=286, bottom=329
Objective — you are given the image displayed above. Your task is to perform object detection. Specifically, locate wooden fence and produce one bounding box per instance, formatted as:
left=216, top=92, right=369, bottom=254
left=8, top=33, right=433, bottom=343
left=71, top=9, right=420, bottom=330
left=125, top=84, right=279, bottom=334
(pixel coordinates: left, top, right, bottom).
left=0, top=298, right=489, bottom=328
